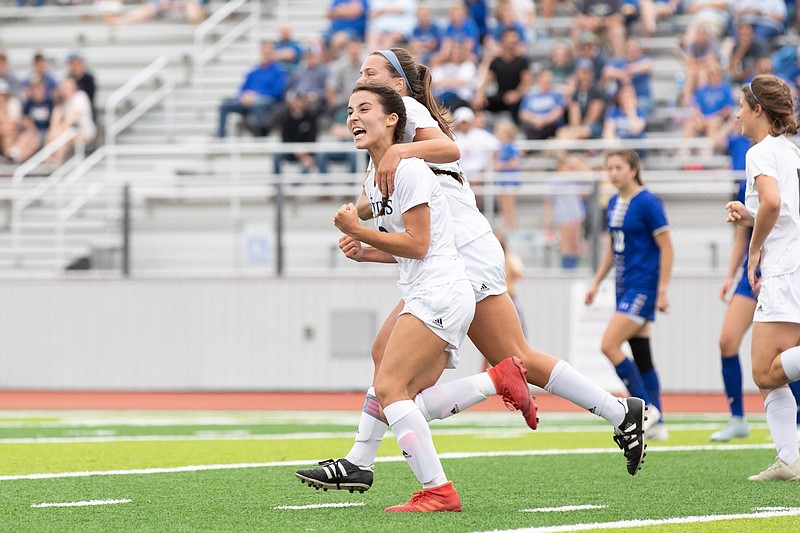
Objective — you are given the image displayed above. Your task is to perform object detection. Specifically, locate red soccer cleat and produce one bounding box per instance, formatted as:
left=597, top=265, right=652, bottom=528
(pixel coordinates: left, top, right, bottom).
left=488, top=356, right=539, bottom=430
left=384, top=481, right=462, bottom=512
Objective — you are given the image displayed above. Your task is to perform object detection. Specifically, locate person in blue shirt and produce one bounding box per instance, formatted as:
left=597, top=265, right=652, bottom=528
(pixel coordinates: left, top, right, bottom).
left=274, top=24, right=303, bottom=74
left=464, top=0, right=490, bottom=42
left=585, top=149, right=674, bottom=441
left=485, top=1, right=528, bottom=57
left=682, top=61, right=735, bottom=149
left=518, top=69, right=566, bottom=140
left=601, top=39, right=653, bottom=115
left=217, top=40, right=287, bottom=138
left=441, top=3, right=482, bottom=58
left=602, top=84, right=647, bottom=142
left=410, top=4, right=442, bottom=65
left=324, top=0, right=369, bottom=55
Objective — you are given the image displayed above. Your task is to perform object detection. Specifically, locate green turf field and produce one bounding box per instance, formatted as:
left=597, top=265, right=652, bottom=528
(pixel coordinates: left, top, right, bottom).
left=1, top=409, right=798, bottom=532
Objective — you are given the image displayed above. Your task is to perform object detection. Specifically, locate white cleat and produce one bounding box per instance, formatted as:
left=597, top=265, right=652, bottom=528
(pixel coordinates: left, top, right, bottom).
left=643, top=405, right=660, bottom=435
left=748, top=457, right=800, bottom=481
left=646, top=422, right=669, bottom=442
left=710, top=417, right=749, bottom=442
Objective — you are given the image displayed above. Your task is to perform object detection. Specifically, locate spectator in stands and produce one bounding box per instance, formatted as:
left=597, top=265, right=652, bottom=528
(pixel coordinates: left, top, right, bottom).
left=271, top=93, right=320, bottom=175
left=727, top=22, right=770, bottom=84
left=472, top=28, right=532, bottom=124
left=571, top=0, right=627, bottom=59
left=518, top=69, right=567, bottom=140
left=601, top=39, right=654, bottom=115
left=464, top=0, right=490, bottom=44
left=324, top=0, right=369, bottom=56
left=682, top=61, right=734, bottom=154
left=45, top=76, right=96, bottom=165
left=0, top=52, right=22, bottom=99
left=573, top=31, right=607, bottom=83
left=325, top=39, right=363, bottom=127
left=431, top=45, right=478, bottom=112
left=543, top=153, right=590, bottom=270
left=602, top=84, right=647, bottom=142
left=682, top=23, right=721, bottom=107
left=6, top=74, right=52, bottom=163
left=683, top=0, right=733, bottom=40
left=217, top=40, right=286, bottom=138
left=275, top=24, right=303, bottom=74
left=733, top=0, right=787, bottom=41
left=546, top=42, right=576, bottom=95
left=454, top=107, right=500, bottom=195
left=635, top=0, right=680, bottom=37
left=315, top=119, right=358, bottom=175
left=493, top=120, right=522, bottom=230
left=104, top=0, right=208, bottom=26
left=409, top=4, right=442, bottom=65
left=556, top=58, right=607, bottom=140
left=366, top=0, right=418, bottom=51
left=484, top=1, right=529, bottom=57
left=65, top=53, right=96, bottom=120
left=0, top=80, right=22, bottom=161
left=441, top=2, right=482, bottom=59
left=25, top=53, right=57, bottom=100
left=282, top=43, right=329, bottom=117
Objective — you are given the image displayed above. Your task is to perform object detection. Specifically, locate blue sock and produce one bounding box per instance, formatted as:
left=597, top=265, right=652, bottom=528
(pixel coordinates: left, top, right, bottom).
left=561, top=256, right=578, bottom=269
left=721, top=354, right=744, bottom=418
left=641, top=369, right=663, bottom=422
left=789, top=380, right=800, bottom=425
left=615, top=358, right=652, bottom=405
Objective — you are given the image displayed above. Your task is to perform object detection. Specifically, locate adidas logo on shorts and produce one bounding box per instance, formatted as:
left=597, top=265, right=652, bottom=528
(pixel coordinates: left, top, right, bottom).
left=479, top=283, right=489, bottom=291
left=432, top=317, right=444, bottom=328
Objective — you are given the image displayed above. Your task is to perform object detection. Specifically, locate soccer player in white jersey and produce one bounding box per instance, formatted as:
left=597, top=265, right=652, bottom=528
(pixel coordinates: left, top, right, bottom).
left=725, top=74, right=800, bottom=480
left=331, top=83, right=478, bottom=511
left=295, top=48, right=652, bottom=492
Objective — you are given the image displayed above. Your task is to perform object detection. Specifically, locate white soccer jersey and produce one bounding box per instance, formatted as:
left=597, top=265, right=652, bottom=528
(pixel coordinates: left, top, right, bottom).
left=744, top=134, right=800, bottom=278
left=363, top=157, right=467, bottom=299
left=401, top=96, right=493, bottom=247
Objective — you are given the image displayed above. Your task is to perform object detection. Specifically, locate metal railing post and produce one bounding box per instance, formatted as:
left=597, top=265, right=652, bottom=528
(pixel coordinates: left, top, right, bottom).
left=122, top=183, right=131, bottom=277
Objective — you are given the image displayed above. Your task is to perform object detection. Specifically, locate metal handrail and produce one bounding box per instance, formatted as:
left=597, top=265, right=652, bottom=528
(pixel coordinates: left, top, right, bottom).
left=193, top=0, right=260, bottom=106
left=12, top=128, right=82, bottom=184
left=104, top=56, right=173, bottom=147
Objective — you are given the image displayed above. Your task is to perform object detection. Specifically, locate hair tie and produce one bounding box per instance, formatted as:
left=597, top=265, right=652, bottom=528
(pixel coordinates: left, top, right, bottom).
left=377, top=50, right=412, bottom=94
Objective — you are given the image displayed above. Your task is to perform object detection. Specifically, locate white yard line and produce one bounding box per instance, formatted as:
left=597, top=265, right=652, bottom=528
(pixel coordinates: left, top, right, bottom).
left=31, top=499, right=131, bottom=508
left=480, top=507, right=800, bottom=532
left=0, top=443, right=775, bottom=482
left=274, top=502, right=365, bottom=510
left=521, top=505, right=606, bottom=513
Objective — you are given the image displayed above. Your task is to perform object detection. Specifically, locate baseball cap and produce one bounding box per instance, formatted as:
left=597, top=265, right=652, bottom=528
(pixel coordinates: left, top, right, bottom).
left=575, top=58, right=594, bottom=71
left=577, top=31, right=598, bottom=45
left=453, top=107, right=475, bottom=124
left=0, top=79, right=9, bottom=94
left=65, top=52, right=82, bottom=62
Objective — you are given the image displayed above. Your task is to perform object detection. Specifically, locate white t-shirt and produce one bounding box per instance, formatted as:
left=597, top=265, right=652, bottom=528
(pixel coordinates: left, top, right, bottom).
left=401, top=96, right=493, bottom=247
left=745, top=134, right=800, bottom=278
left=64, top=90, right=96, bottom=142
left=455, top=126, right=500, bottom=175
left=364, top=157, right=466, bottom=299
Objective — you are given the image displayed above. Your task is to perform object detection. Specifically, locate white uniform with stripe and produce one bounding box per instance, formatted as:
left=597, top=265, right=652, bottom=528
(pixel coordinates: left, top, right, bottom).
left=364, top=157, right=475, bottom=367
left=401, top=96, right=507, bottom=301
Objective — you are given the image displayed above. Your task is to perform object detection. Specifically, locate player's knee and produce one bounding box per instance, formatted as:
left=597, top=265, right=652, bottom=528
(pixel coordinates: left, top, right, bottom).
left=752, top=367, right=778, bottom=390
left=718, top=332, right=739, bottom=355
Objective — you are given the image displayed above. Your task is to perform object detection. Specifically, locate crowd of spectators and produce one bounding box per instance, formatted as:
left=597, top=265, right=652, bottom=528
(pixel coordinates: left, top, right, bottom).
left=0, top=49, right=96, bottom=165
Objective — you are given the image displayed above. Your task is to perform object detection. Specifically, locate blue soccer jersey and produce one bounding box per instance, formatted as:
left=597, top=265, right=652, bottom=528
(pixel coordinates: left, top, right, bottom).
left=607, top=189, right=669, bottom=295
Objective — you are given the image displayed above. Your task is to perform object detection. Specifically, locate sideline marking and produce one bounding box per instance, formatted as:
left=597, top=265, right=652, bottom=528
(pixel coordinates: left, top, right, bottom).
left=521, top=505, right=605, bottom=513
left=274, top=502, right=365, bottom=510
left=31, top=499, right=132, bottom=508
left=481, top=508, right=800, bottom=532
left=0, top=443, right=775, bottom=482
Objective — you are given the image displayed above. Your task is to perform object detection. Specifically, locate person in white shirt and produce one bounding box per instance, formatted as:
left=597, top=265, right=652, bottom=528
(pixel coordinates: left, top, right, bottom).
left=46, top=76, right=96, bottom=166
left=320, top=83, right=511, bottom=512
left=726, top=74, right=800, bottom=480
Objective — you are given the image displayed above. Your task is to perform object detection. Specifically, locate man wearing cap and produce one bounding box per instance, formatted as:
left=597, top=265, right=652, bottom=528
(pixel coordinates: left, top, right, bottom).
left=66, top=53, right=96, bottom=120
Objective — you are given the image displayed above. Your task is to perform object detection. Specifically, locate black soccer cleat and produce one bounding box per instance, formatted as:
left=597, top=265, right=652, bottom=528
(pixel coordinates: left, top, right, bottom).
left=613, top=397, right=648, bottom=476
left=295, top=458, right=374, bottom=493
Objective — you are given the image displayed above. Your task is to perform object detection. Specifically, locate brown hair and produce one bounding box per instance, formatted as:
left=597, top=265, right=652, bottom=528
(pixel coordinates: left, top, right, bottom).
left=351, top=84, right=407, bottom=145
left=369, top=48, right=455, bottom=139
left=605, top=149, right=643, bottom=185
left=742, top=74, right=798, bottom=136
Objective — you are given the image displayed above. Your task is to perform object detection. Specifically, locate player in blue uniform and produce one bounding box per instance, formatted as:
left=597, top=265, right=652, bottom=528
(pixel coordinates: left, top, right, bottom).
left=585, top=148, right=673, bottom=441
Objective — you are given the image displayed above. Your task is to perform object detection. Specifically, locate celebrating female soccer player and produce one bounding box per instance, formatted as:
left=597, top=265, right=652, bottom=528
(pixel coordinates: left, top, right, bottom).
left=296, top=48, right=651, bottom=494
left=725, top=74, right=800, bottom=480
left=585, top=149, right=673, bottom=441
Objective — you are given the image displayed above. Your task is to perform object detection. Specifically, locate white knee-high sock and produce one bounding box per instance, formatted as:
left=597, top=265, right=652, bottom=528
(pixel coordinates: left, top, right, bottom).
left=765, top=387, right=800, bottom=464
left=415, top=374, right=491, bottom=421
left=345, top=387, right=388, bottom=469
left=545, top=359, right=626, bottom=427
left=780, top=346, right=800, bottom=382
left=384, top=399, right=447, bottom=489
